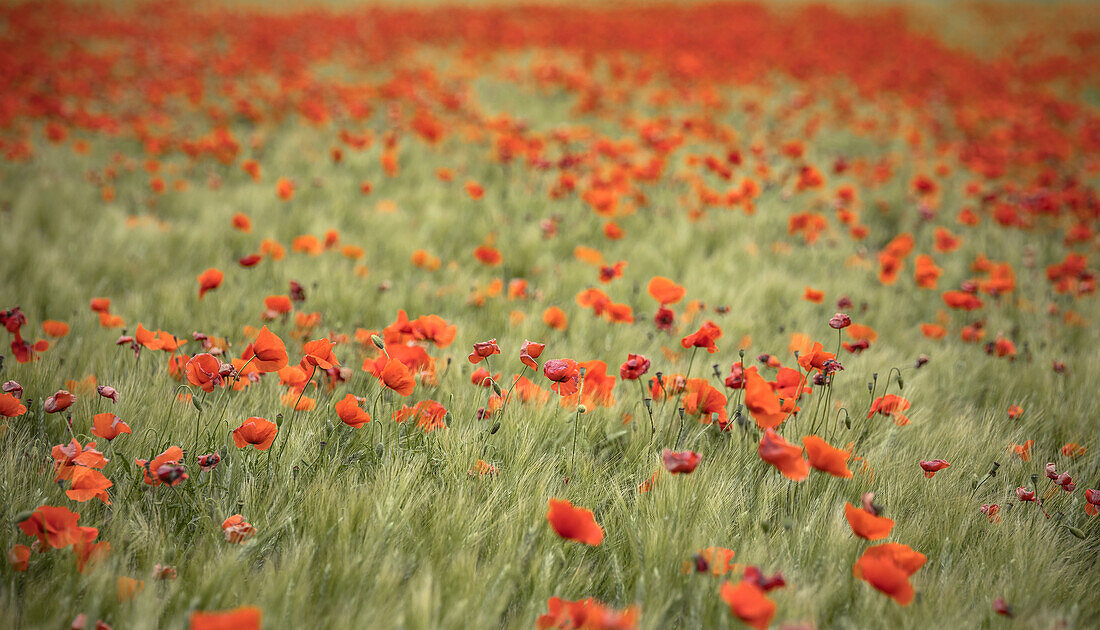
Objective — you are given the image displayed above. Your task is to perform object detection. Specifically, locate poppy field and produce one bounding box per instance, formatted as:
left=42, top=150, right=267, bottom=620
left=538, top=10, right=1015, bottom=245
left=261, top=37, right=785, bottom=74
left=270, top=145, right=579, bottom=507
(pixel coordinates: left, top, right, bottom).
left=2, top=1, right=1100, bottom=628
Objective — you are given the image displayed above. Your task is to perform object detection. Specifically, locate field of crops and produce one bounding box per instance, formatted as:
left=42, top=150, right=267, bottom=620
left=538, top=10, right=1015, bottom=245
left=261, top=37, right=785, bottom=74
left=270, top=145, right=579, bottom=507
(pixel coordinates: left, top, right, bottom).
left=1, top=1, right=1099, bottom=628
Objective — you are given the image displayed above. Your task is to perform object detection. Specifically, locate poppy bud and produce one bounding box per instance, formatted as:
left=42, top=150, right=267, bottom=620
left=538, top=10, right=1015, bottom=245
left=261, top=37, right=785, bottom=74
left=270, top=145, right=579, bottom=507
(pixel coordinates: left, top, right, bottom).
left=812, top=373, right=826, bottom=386
left=577, top=404, right=588, bottom=414
left=96, top=385, right=119, bottom=404
left=375, top=443, right=384, bottom=458
left=371, top=334, right=385, bottom=349
left=490, top=421, right=500, bottom=435
left=1066, top=526, right=1086, bottom=539
left=492, top=380, right=502, bottom=396
left=191, top=396, right=203, bottom=412
left=12, top=509, right=35, bottom=524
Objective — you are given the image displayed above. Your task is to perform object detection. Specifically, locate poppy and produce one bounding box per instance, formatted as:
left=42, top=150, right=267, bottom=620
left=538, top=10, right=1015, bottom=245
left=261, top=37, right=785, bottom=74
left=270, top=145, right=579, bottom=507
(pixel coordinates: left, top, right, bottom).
left=920, top=323, right=946, bottom=339
left=7, top=544, right=29, bottom=572
left=91, top=412, right=131, bottom=440
left=844, top=502, right=894, bottom=540
left=392, top=399, right=448, bottom=433
left=190, top=606, right=262, bottom=630
left=743, top=367, right=786, bottom=429
left=942, top=290, right=984, bottom=311
left=758, top=428, right=809, bottom=481
left=546, top=498, right=604, bottom=546
left=135, top=446, right=185, bottom=486
left=1061, top=442, right=1086, bottom=458
left=263, top=295, right=293, bottom=317
left=72, top=526, right=109, bottom=574
left=242, top=326, right=288, bottom=373
left=233, top=417, right=278, bottom=450
left=474, top=245, right=502, bottom=265
left=44, top=389, right=75, bottom=413
left=543, top=306, right=568, bottom=330
left=919, top=459, right=950, bottom=478
left=300, top=338, right=339, bottom=371
left=66, top=466, right=112, bottom=504
left=681, top=321, right=722, bottom=353
left=867, top=394, right=911, bottom=426
left=185, top=353, right=224, bottom=392
left=275, top=177, right=294, bottom=200
left=802, top=436, right=852, bottom=478
left=471, top=367, right=500, bottom=388
left=535, top=597, right=637, bottom=630
left=222, top=515, right=256, bottom=544
left=0, top=392, right=27, bottom=417
left=719, top=580, right=775, bottom=630
left=853, top=543, right=926, bottom=605
left=116, top=576, right=144, bottom=602
left=1008, top=439, right=1033, bottom=462
left=468, top=338, right=501, bottom=364
left=683, top=379, right=728, bottom=426
left=520, top=339, right=546, bottom=370
left=231, top=212, right=252, bottom=232
left=18, top=505, right=81, bottom=549
left=197, top=453, right=221, bottom=471
left=332, top=393, right=371, bottom=426
left=1085, top=489, right=1099, bottom=516
left=619, top=354, right=651, bottom=380
left=803, top=286, right=825, bottom=303
left=914, top=255, right=942, bottom=289
left=97, top=385, right=120, bottom=403
left=197, top=268, right=224, bottom=299
left=662, top=449, right=702, bottom=474
left=42, top=320, right=70, bottom=337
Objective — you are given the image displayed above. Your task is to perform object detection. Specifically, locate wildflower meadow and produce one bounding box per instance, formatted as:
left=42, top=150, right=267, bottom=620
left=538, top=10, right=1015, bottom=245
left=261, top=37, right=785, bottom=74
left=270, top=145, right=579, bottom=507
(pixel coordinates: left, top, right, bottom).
left=1, top=1, right=1099, bottom=628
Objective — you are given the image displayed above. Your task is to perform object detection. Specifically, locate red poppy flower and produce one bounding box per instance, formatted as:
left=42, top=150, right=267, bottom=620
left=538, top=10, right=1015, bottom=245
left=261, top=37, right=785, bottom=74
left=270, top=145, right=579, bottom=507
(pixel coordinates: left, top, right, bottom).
left=185, top=354, right=224, bottom=392
left=743, top=367, right=785, bottom=429
left=647, top=276, right=686, bottom=305
left=520, top=339, right=545, bottom=370
left=18, top=505, right=81, bottom=549
left=300, top=338, right=338, bottom=371
left=543, top=359, right=581, bottom=396
left=473, top=245, right=502, bottom=265
left=546, top=498, right=604, bottom=546
left=853, top=543, right=926, bottom=605
left=244, top=326, right=288, bottom=373
left=543, top=306, right=568, bottom=331
left=919, top=459, right=950, bottom=478
left=468, top=338, right=501, bottom=364
left=378, top=358, right=416, bottom=396
left=681, top=321, right=722, bottom=353
left=719, top=580, right=775, bottom=630
left=66, top=466, right=112, bottom=504
left=91, top=413, right=131, bottom=440
left=535, top=597, right=637, bottom=630
left=0, top=392, right=27, bottom=417
left=135, top=446, right=185, bottom=486
left=42, top=320, right=70, bottom=337
left=7, top=544, right=29, bottom=572
left=758, top=428, right=808, bottom=481
left=683, top=379, right=728, bottom=426
left=197, top=268, right=224, bottom=299
left=44, top=389, right=75, bottom=413
left=867, top=394, right=911, bottom=426
left=802, top=436, right=852, bottom=478
left=662, top=448, right=702, bottom=474
left=221, top=515, right=257, bottom=544
left=619, top=354, right=651, bottom=380
left=233, top=417, right=278, bottom=450
left=334, top=394, right=371, bottom=428
left=844, top=502, right=894, bottom=540
left=1084, top=489, right=1099, bottom=516
left=392, top=399, right=448, bottom=433
left=190, top=606, right=262, bottom=630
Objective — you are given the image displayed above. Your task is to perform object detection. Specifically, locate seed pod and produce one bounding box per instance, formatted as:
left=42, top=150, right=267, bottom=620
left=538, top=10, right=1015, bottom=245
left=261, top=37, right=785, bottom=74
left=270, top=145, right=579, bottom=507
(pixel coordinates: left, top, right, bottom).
left=371, top=334, right=385, bottom=349
left=490, top=421, right=500, bottom=435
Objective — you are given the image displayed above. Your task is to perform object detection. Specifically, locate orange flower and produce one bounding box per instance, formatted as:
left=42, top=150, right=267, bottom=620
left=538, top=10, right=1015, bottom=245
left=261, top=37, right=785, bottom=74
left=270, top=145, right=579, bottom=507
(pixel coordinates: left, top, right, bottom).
left=914, top=255, right=942, bottom=289
left=18, top=505, right=81, bottom=549
left=185, top=353, right=224, bottom=392
left=134, top=446, right=185, bottom=486
left=543, top=306, right=568, bottom=330
left=743, top=367, right=785, bottom=429
left=392, top=399, right=448, bottom=433
left=7, top=544, right=29, bottom=572
left=231, top=212, right=252, bottom=232
left=681, top=321, right=722, bottom=353
left=244, top=326, right=289, bottom=373
left=844, top=502, right=894, bottom=540
left=1061, top=442, right=1086, bottom=458
left=867, top=394, right=911, bottom=426
left=0, top=392, right=27, bottom=417
left=275, top=177, right=294, bottom=200
left=719, top=581, right=775, bottom=630
left=758, top=428, right=808, bottom=481
left=197, top=268, right=224, bottom=299
left=300, top=338, right=338, bottom=370
left=233, top=417, right=278, bottom=450
left=91, top=413, right=131, bottom=440
left=334, top=394, right=371, bottom=428
left=647, top=276, right=685, bottom=305
left=464, top=180, right=484, bottom=199
left=920, top=323, right=946, bottom=339
left=222, top=515, right=256, bottom=544
left=117, top=576, right=144, bottom=602
left=474, top=245, right=502, bottom=265
left=42, top=320, right=70, bottom=337
left=66, top=467, right=112, bottom=504
left=802, top=436, right=852, bottom=478
left=1008, top=439, right=1034, bottom=462
left=535, top=597, right=637, bottom=630
left=190, top=606, right=262, bottom=630
left=380, top=358, right=415, bottom=396
left=803, top=286, right=824, bottom=303
left=546, top=498, right=604, bottom=546
left=942, top=290, right=984, bottom=311
left=853, top=543, right=926, bottom=606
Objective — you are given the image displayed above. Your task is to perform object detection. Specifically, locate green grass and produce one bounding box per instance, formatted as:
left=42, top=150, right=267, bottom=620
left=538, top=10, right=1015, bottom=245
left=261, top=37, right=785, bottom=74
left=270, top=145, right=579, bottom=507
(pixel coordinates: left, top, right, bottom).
left=1, top=2, right=1099, bottom=629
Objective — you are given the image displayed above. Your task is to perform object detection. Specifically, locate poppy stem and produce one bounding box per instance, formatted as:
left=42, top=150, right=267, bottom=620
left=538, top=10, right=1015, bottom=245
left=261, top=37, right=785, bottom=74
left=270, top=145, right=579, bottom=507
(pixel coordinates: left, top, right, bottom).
left=278, top=365, right=317, bottom=460
left=668, top=348, right=698, bottom=436
left=192, top=390, right=207, bottom=455
left=637, top=378, right=655, bottom=435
